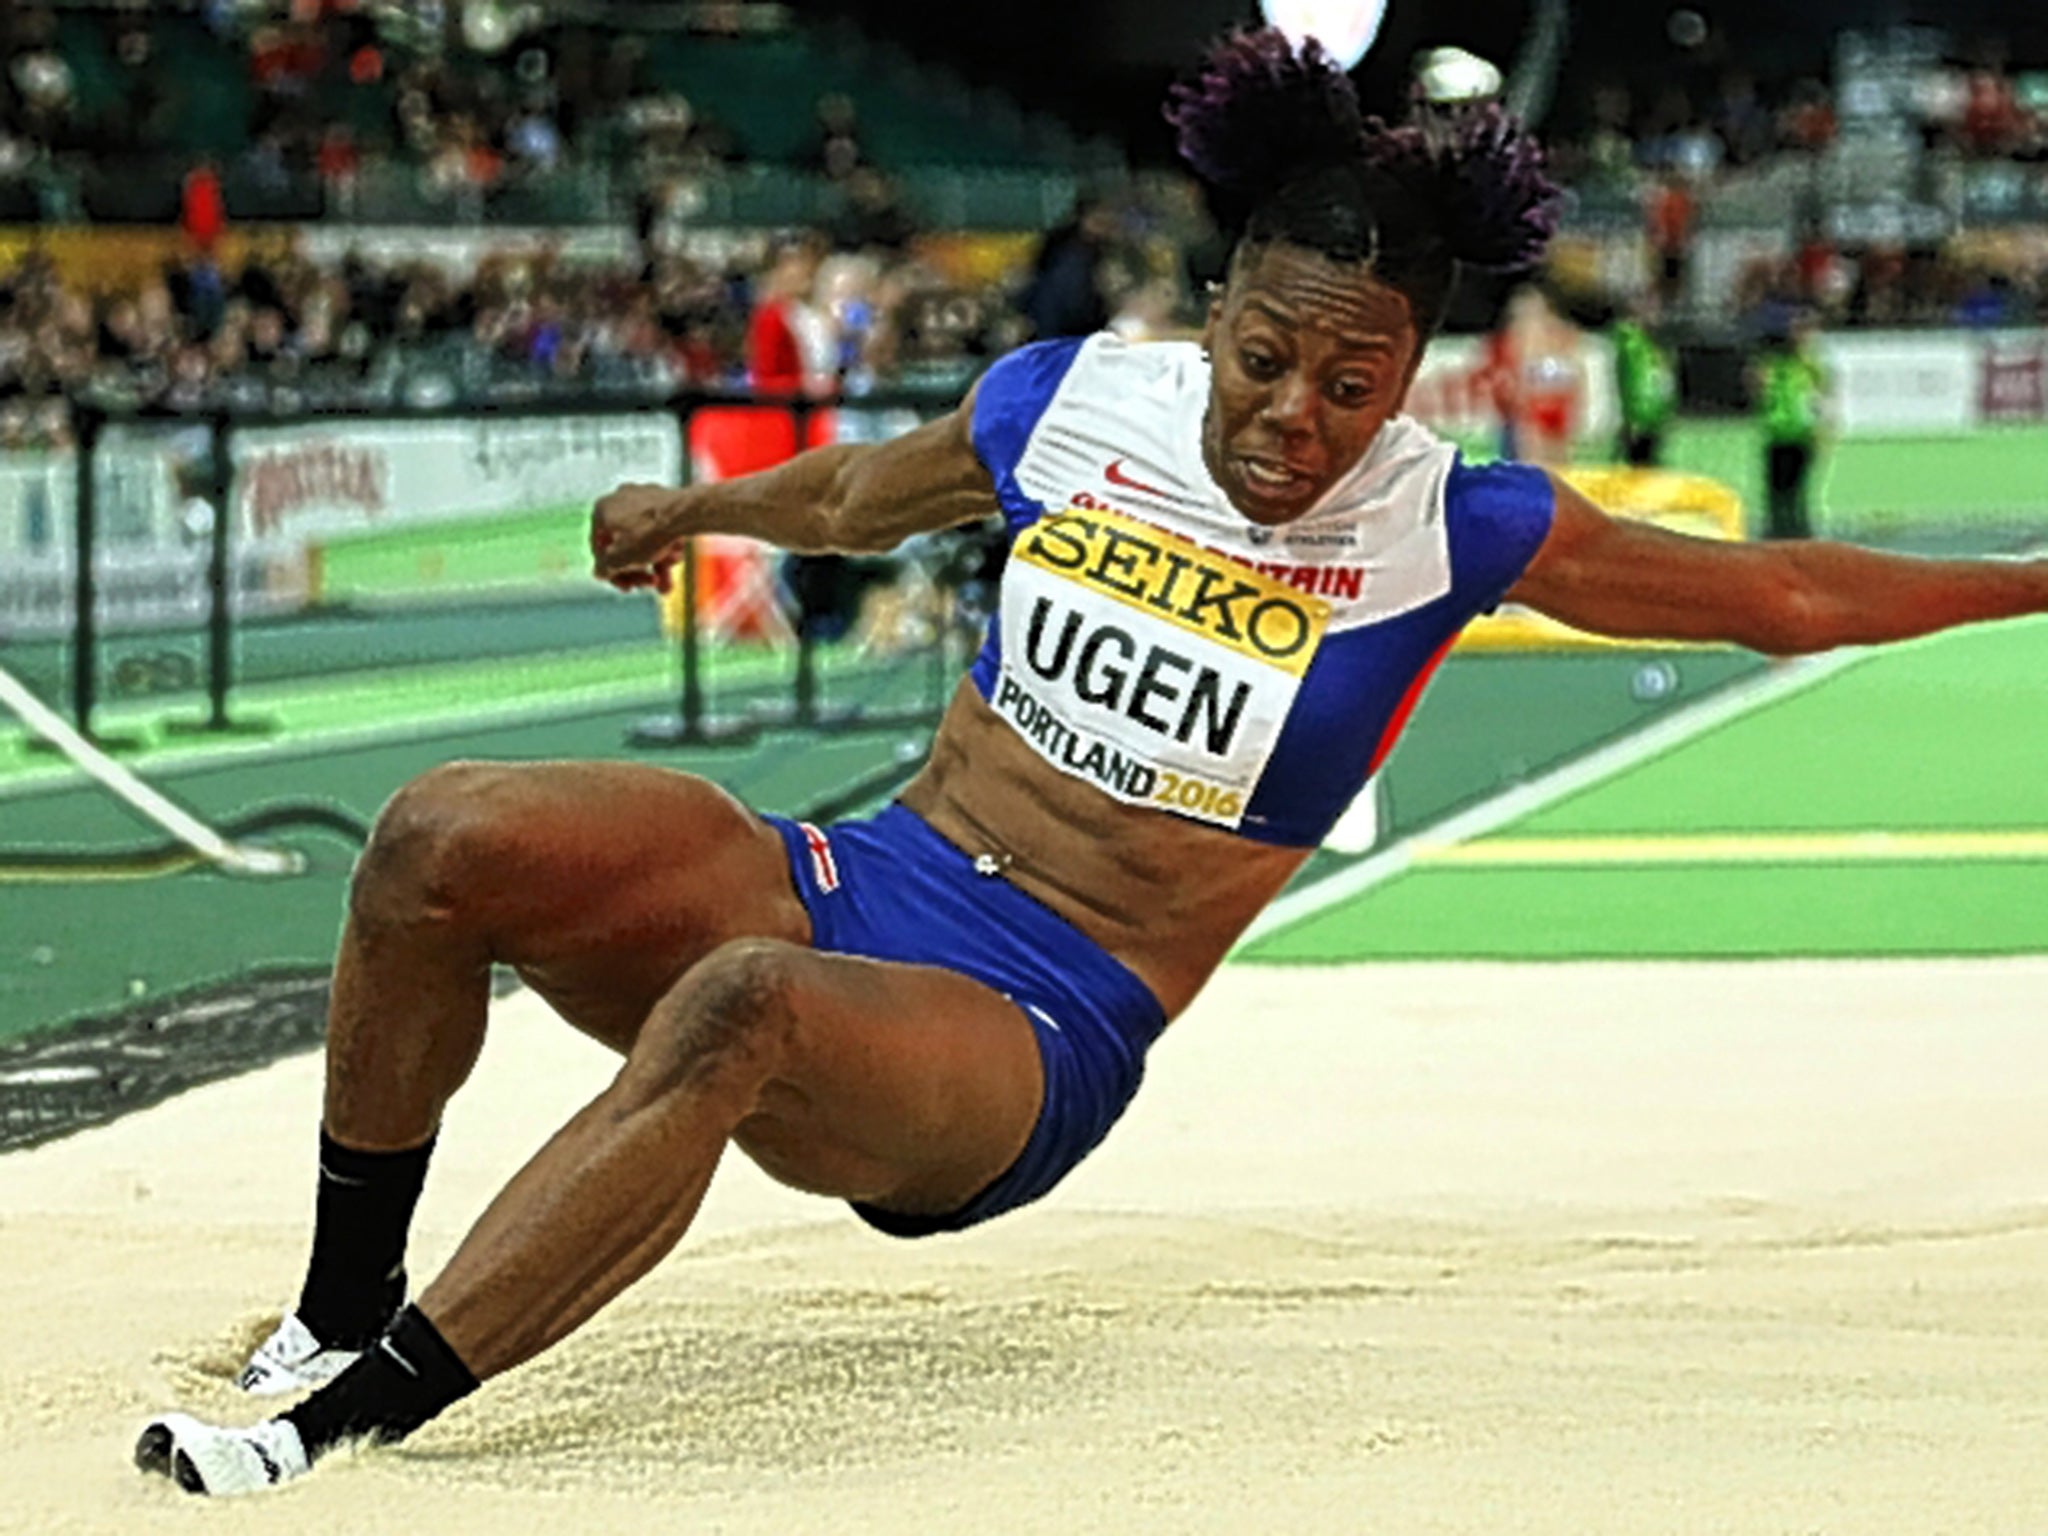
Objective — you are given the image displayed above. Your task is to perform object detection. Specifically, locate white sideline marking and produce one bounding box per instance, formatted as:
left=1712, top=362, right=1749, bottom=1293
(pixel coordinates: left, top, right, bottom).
left=0, top=663, right=298, bottom=875
left=1418, top=829, right=2048, bottom=866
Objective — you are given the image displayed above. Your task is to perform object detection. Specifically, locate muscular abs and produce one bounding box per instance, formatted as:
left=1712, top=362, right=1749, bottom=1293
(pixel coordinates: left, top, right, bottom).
left=899, top=679, right=1311, bottom=1019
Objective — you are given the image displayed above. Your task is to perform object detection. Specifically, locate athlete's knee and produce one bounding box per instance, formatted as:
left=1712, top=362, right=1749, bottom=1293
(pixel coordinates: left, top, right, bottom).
left=350, top=761, right=527, bottom=931
left=630, top=937, right=809, bottom=1100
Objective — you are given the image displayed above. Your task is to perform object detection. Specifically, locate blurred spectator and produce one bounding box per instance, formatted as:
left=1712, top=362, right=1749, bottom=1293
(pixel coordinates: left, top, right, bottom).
left=507, top=98, right=564, bottom=171
left=1712, top=72, right=1776, bottom=167
left=1638, top=88, right=1723, bottom=178
left=1848, top=244, right=1908, bottom=326
left=1963, top=68, right=2026, bottom=157
left=426, top=113, right=502, bottom=198
left=1580, top=85, right=1638, bottom=189
left=1954, top=267, right=2018, bottom=327
left=1793, top=223, right=1851, bottom=317
left=829, top=169, right=917, bottom=256
left=105, top=21, right=171, bottom=155
left=1496, top=286, right=1583, bottom=467
left=598, top=35, right=653, bottom=106
left=746, top=235, right=833, bottom=393
left=1644, top=174, right=1696, bottom=312
left=804, top=93, right=867, bottom=182
left=1780, top=79, right=1837, bottom=152
left=9, top=9, right=76, bottom=149
left=816, top=253, right=881, bottom=380
left=181, top=160, right=228, bottom=256
left=169, top=250, right=230, bottom=339
left=316, top=124, right=363, bottom=209
left=627, top=89, right=744, bottom=178
left=1020, top=195, right=1122, bottom=339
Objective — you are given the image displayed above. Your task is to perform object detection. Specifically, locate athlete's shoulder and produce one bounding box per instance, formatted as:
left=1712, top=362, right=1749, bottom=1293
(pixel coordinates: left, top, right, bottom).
left=1036, top=335, right=1207, bottom=449
left=1444, top=455, right=1556, bottom=525
left=967, top=338, right=1084, bottom=507
left=1442, top=455, right=1557, bottom=601
left=974, top=333, right=1215, bottom=529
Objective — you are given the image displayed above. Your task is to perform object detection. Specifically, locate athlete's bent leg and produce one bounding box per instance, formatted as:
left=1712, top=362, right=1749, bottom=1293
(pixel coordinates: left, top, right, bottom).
left=326, top=759, right=810, bottom=1149
left=143, top=940, right=1043, bottom=1493
left=420, top=937, right=1042, bottom=1376
left=256, top=760, right=810, bottom=1380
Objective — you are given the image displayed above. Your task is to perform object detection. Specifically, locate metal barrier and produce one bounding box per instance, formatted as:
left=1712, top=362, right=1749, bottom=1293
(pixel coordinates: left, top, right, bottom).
left=49, top=382, right=971, bottom=750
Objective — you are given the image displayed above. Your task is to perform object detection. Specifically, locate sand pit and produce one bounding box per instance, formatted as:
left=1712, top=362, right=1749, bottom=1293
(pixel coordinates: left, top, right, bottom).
left=6, top=957, right=2048, bottom=1534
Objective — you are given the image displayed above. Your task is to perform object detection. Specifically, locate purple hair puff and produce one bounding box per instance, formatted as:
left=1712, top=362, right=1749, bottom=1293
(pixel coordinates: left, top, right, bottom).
left=1164, top=28, right=1365, bottom=198
left=1359, top=104, right=1565, bottom=272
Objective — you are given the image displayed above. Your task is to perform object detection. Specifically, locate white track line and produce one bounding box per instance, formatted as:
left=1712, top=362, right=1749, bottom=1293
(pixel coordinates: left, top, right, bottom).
left=1418, top=829, right=2048, bottom=866
left=1239, top=648, right=1868, bottom=947
left=0, top=672, right=676, bottom=801
left=0, top=663, right=299, bottom=875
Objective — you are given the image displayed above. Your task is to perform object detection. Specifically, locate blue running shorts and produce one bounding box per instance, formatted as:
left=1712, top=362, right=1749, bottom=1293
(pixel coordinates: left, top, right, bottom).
left=761, top=801, right=1168, bottom=1237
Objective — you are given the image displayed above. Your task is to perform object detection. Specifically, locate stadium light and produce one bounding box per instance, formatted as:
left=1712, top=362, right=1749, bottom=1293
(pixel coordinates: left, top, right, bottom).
left=461, top=0, right=540, bottom=55
left=1416, top=46, right=1504, bottom=104
left=1258, top=0, right=1391, bottom=71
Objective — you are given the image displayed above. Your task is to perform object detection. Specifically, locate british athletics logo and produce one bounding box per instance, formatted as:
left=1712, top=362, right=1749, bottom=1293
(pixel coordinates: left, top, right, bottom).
left=798, top=822, right=840, bottom=894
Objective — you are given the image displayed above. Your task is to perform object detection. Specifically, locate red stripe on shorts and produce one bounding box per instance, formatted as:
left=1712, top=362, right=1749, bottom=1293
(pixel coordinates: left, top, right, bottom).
left=798, top=822, right=840, bottom=893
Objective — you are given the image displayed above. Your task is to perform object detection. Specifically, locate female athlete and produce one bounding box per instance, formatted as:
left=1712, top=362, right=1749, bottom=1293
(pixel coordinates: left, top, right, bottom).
left=139, top=31, right=2048, bottom=1493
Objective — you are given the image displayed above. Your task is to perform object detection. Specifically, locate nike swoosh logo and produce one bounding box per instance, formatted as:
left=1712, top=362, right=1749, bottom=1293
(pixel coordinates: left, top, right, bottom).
left=1104, top=458, right=1172, bottom=499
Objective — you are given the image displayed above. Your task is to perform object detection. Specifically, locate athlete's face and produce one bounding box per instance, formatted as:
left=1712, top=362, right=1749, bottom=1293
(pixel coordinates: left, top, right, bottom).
left=1200, top=244, right=1422, bottom=525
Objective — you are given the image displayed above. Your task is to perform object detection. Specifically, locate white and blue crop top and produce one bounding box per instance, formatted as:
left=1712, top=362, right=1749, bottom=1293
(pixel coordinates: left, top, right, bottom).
left=966, top=333, right=1556, bottom=848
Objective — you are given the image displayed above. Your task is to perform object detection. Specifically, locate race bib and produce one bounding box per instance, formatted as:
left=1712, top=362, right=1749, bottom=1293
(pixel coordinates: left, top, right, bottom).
left=991, top=507, right=1330, bottom=829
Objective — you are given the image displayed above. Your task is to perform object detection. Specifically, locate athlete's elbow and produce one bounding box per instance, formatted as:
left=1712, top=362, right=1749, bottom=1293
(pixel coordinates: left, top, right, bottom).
left=1738, top=576, right=1843, bottom=655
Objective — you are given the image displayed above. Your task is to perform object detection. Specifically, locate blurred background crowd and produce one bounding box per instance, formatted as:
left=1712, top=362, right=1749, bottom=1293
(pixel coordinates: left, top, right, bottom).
left=1, top=0, right=2047, bottom=448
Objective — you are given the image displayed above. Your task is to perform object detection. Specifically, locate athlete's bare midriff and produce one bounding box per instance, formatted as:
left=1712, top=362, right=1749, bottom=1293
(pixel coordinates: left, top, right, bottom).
left=898, top=679, right=1313, bottom=1019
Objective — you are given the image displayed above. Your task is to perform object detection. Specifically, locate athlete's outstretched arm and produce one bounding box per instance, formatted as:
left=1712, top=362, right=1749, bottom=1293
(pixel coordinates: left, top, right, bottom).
left=1508, top=473, right=2048, bottom=655
left=591, top=387, right=994, bottom=587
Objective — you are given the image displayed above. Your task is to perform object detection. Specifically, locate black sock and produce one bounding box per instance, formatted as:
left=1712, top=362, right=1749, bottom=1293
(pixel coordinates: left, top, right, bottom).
left=283, top=1304, right=479, bottom=1461
left=295, top=1129, right=435, bottom=1348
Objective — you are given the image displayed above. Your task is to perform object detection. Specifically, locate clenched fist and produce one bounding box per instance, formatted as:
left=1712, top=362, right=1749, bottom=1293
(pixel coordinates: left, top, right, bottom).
left=590, top=484, right=690, bottom=593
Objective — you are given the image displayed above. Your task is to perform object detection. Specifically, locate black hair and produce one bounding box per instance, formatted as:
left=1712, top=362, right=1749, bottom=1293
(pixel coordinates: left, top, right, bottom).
left=1165, top=29, right=1564, bottom=337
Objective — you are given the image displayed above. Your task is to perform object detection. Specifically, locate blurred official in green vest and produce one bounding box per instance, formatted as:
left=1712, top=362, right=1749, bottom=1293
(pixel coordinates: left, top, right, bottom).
left=1612, top=296, right=1678, bottom=467
left=1755, top=312, right=1829, bottom=540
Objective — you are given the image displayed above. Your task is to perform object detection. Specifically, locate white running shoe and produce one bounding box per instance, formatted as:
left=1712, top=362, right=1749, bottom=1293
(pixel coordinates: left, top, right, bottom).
left=134, top=1413, right=310, bottom=1496
left=237, top=1312, right=364, bottom=1396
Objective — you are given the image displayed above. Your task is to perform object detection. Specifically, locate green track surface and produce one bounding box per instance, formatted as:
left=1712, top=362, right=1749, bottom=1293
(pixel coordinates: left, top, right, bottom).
left=0, top=679, right=937, bottom=1044
left=1297, top=647, right=1762, bottom=888
left=1449, top=419, right=2048, bottom=550
left=0, top=637, right=1754, bottom=1043
left=1245, top=862, right=2048, bottom=963
left=9, top=429, right=2048, bottom=1047
left=1516, top=623, right=2048, bottom=836
left=0, top=625, right=925, bottom=791
left=316, top=506, right=591, bottom=600
left=1246, top=619, right=2048, bottom=964
left=0, top=591, right=669, bottom=717
left=1659, top=421, right=2048, bottom=548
